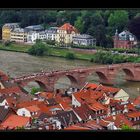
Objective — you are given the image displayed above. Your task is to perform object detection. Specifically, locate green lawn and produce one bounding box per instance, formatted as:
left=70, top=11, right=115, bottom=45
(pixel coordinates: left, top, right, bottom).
left=49, top=47, right=94, bottom=60
left=0, top=43, right=31, bottom=53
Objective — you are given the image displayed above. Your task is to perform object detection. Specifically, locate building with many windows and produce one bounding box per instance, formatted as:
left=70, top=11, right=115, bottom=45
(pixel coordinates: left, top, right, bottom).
left=26, top=31, right=39, bottom=44
left=2, top=23, right=19, bottom=41
left=56, top=23, right=79, bottom=46
left=72, top=34, right=96, bottom=46
left=11, top=28, right=27, bottom=43
left=45, top=27, right=58, bottom=41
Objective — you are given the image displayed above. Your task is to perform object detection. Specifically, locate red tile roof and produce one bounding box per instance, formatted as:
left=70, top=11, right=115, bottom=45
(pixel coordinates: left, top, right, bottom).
left=16, top=100, right=43, bottom=108
left=86, top=83, right=98, bottom=89
left=88, top=101, right=107, bottom=111
left=105, top=114, right=133, bottom=128
left=59, top=101, right=71, bottom=111
left=133, top=96, right=140, bottom=106
left=58, top=23, right=79, bottom=34
left=0, top=114, right=30, bottom=129
left=126, top=111, right=140, bottom=118
left=0, top=86, right=22, bottom=94
left=25, top=105, right=40, bottom=112
left=64, top=125, right=91, bottom=130
left=84, top=120, right=103, bottom=129
left=38, top=92, right=53, bottom=99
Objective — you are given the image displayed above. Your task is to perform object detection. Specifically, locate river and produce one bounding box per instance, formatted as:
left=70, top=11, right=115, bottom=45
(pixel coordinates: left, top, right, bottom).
left=0, top=50, right=140, bottom=98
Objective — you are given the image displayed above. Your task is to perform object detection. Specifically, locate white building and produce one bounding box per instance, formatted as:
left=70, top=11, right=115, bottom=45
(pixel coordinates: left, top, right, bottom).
left=45, top=27, right=58, bottom=41
left=27, top=31, right=39, bottom=44
left=72, top=34, right=96, bottom=46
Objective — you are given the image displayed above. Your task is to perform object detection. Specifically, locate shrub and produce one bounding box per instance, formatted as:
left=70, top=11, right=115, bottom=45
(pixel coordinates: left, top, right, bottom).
left=45, top=40, right=55, bottom=45
left=65, top=52, right=75, bottom=60
left=30, top=87, right=43, bottom=95
left=28, top=40, right=50, bottom=56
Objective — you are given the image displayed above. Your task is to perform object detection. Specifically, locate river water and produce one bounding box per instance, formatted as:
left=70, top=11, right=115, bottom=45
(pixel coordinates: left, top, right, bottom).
left=0, top=50, right=140, bottom=98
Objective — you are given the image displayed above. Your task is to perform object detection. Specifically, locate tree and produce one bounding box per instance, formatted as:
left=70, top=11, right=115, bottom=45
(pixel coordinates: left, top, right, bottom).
left=74, top=16, right=84, bottom=33
left=128, top=16, right=140, bottom=55
left=121, top=124, right=133, bottom=130
left=28, top=40, right=50, bottom=56
left=108, top=10, right=129, bottom=35
left=30, top=87, right=43, bottom=95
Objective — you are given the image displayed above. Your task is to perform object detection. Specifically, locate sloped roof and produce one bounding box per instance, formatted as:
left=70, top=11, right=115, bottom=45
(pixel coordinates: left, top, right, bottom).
left=58, top=23, right=79, bottom=33
left=104, top=114, right=133, bottom=128
left=133, top=96, right=140, bottom=106
left=73, top=104, right=94, bottom=120
left=0, top=106, right=12, bottom=122
left=53, top=110, right=79, bottom=128
left=126, top=111, right=140, bottom=118
left=88, top=101, right=107, bottom=111
left=64, top=125, right=91, bottom=130
left=25, top=105, right=40, bottom=112
left=1, top=114, right=30, bottom=129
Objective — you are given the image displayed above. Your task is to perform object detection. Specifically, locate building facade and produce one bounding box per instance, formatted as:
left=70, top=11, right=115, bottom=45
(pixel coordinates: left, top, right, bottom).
left=26, top=31, right=39, bottom=44
left=113, top=30, right=137, bottom=49
left=56, top=23, right=79, bottom=46
left=2, top=23, right=19, bottom=41
left=45, top=27, right=58, bottom=41
left=72, top=34, right=96, bottom=46
left=11, top=28, right=27, bottom=43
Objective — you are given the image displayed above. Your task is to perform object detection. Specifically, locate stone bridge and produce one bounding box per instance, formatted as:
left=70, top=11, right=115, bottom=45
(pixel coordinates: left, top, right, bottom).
left=3, top=63, right=140, bottom=92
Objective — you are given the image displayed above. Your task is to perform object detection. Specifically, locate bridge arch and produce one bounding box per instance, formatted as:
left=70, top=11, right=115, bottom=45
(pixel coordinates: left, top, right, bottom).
left=121, top=68, right=134, bottom=78
left=86, top=70, right=108, bottom=84
left=95, top=71, right=108, bottom=83
left=54, top=74, right=79, bottom=90
left=20, top=80, right=49, bottom=93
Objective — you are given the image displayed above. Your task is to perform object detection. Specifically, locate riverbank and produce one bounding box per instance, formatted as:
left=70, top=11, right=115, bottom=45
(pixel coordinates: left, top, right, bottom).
left=0, top=42, right=140, bottom=64
left=0, top=43, right=94, bottom=61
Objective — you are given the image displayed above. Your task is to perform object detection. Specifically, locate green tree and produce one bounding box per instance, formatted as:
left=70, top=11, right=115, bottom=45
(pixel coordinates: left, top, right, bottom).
left=30, top=87, right=43, bottom=95
left=28, top=40, right=50, bottom=56
left=74, top=16, right=84, bottom=33
left=108, top=10, right=129, bottom=35
left=121, top=124, right=133, bottom=130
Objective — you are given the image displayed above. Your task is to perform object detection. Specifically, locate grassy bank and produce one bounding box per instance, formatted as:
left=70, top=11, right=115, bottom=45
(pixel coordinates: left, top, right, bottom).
left=0, top=42, right=140, bottom=63
left=0, top=43, right=94, bottom=61
left=0, top=43, right=31, bottom=53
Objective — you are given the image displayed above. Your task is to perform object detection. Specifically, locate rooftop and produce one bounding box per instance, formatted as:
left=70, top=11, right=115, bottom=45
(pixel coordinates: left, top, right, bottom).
left=58, top=23, right=79, bottom=34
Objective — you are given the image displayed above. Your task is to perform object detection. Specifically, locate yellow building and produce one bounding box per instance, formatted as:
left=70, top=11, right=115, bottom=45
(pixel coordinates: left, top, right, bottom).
left=11, top=28, right=27, bottom=43
left=2, top=23, right=19, bottom=41
left=56, top=23, right=79, bottom=46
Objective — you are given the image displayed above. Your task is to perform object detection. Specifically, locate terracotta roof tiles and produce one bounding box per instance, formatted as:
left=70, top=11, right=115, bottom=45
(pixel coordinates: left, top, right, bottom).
left=0, top=114, right=30, bottom=129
